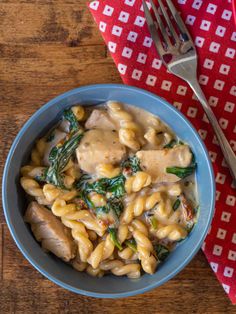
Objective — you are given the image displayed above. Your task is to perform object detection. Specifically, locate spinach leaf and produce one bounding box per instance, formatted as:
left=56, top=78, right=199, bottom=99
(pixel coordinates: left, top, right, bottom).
left=125, top=238, right=137, bottom=252
left=107, top=198, right=124, bottom=218
left=94, top=198, right=123, bottom=221
left=75, top=174, right=91, bottom=190
left=77, top=174, right=126, bottom=198
left=121, top=156, right=141, bottom=174
left=154, top=244, right=170, bottom=262
left=79, top=190, right=94, bottom=209
left=106, top=175, right=126, bottom=198
left=46, top=132, right=55, bottom=143
left=164, top=139, right=177, bottom=149
left=46, top=132, right=83, bottom=188
left=172, top=198, right=181, bottom=211
left=108, top=228, right=122, bottom=250
left=95, top=206, right=110, bottom=215
left=63, top=108, right=79, bottom=133
left=150, top=216, right=158, bottom=229
left=35, top=168, right=48, bottom=183
left=166, top=164, right=196, bottom=179
left=85, top=178, right=108, bottom=195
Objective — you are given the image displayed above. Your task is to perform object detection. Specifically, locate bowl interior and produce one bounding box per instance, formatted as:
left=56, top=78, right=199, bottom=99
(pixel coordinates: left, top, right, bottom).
left=2, top=84, right=215, bottom=298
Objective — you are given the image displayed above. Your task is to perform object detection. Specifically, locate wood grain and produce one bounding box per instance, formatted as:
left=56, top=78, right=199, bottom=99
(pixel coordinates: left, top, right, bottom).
left=0, top=1, right=235, bottom=313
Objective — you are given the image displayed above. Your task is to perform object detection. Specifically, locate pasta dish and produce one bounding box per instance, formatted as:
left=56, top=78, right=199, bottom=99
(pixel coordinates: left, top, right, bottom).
left=20, top=101, right=198, bottom=278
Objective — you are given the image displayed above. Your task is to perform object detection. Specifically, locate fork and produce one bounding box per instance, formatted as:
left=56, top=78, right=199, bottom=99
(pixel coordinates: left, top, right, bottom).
left=143, top=0, right=236, bottom=181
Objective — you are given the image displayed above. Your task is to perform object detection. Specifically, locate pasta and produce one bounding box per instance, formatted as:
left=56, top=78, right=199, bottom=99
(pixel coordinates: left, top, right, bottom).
left=43, top=184, right=77, bottom=202
left=155, top=224, right=187, bottom=241
left=144, top=127, right=162, bottom=146
left=121, top=192, right=162, bottom=224
left=52, top=199, right=106, bottom=237
left=107, top=101, right=140, bottom=151
left=87, top=234, right=114, bottom=268
left=31, top=138, right=47, bottom=166
left=20, top=177, right=51, bottom=205
left=125, top=171, right=152, bottom=194
left=133, top=229, right=157, bottom=274
left=96, top=163, right=120, bottom=178
left=21, top=101, right=198, bottom=279
left=71, top=105, right=85, bottom=121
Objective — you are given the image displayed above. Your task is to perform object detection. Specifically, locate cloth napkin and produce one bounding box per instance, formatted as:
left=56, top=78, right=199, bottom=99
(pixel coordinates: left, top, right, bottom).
left=88, top=0, right=236, bottom=304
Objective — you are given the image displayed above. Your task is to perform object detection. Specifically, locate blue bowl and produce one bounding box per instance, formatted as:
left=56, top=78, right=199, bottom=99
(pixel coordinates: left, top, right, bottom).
left=2, top=84, right=215, bottom=298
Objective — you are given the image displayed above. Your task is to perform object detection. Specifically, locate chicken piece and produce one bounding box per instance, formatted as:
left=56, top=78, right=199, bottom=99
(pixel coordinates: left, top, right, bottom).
left=85, top=109, right=117, bottom=130
left=136, top=145, right=192, bottom=183
left=25, top=202, right=76, bottom=262
left=76, top=129, right=126, bottom=173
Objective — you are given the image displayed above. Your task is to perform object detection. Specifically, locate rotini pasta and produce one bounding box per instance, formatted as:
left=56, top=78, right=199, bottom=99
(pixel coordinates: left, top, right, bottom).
left=87, top=234, right=114, bottom=269
left=96, top=163, right=120, bottom=178
left=125, top=171, right=152, bottom=194
left=30, top=138, right=47, bottom=166
left=86, top=265, right=104, bottom=277
left=52, top=199, right=106, bottom=237
left=144, top=127, right=163, bottom=146
left=43, top=184, right=77, bottom=202
left=155, top=224, right=187, bottom=241
left=71, top=105, right=85, bottom=121
left=121, top=192, right=162, bottom=224
left=118, top=247, right=138, bottom=261
left=21, top=101, right=198, bottom=279
left=133, top=229, right=157, bottom=274
left=107, top=101, right=141, bottom=151
left=99, top=260, right=141, bottom=279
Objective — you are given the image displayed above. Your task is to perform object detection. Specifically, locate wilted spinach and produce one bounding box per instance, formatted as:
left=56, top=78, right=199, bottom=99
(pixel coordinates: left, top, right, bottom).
left=46, top=132, right=83, bottom=188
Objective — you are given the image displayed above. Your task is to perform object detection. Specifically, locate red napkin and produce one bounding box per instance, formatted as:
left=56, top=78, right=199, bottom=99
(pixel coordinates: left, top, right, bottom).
left=88, top=0, right=236, bottom=304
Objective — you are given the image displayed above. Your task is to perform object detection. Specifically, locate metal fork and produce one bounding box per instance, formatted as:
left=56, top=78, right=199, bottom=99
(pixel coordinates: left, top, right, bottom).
left=143, top=0, right=236, bottom=181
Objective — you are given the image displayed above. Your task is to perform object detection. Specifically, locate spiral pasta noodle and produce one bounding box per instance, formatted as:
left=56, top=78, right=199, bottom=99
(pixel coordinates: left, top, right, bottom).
left=133, top=229, right=157, bottom=274
left=96, top=163, right=120, bottom=179
left=52, top=199, right=106, bottom=237
left=43, top=184, right=77, bottom=203
left=87, top=233, right=114, bottom=269
left=155, top=224, right=187, bottom=241
left=100, top=260, right=141, bottom=279
left=144, top=127, right=162, bottom=146
left=20, top=177, right=50, bottom=205
left=31, top=138, right=47, bottom=166
left=107, top=101, right=140, bottom=151
left=125, top=171, right=152, bottom=194
left=121, top=192, right=162, bottom=224
left=118, top=247, right=138, bottom=261
left=71, top=105, right=85, bottom=121
left=144, top=127, right=173, bottom=148
left=20, top=177, right=43, bottom=198
left=51, top=199, right=95, bottom=262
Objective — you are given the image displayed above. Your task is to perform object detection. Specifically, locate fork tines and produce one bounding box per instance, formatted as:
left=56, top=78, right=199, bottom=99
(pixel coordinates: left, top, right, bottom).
left=143, top=0, right=193, bottom=51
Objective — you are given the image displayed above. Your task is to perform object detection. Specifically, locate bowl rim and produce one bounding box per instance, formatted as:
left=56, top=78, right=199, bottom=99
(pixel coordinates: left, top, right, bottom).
left=2, top=83, right=215, bottom=298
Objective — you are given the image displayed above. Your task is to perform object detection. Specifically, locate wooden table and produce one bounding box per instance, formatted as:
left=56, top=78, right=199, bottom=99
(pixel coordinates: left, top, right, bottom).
left=0, top=1, right=235, bottom=313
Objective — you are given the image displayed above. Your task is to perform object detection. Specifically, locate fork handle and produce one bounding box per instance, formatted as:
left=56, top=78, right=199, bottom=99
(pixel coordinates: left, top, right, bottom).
left=188, top=78, right=236, bottom=182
